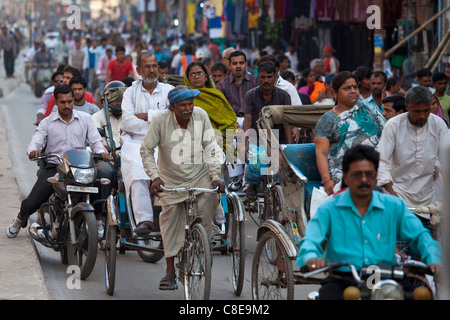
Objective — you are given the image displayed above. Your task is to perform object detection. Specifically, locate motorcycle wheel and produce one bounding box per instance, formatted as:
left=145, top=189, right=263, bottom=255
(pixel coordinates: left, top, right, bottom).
left=34, top=82, right=43, bottom=98
left=67, top=211, right=98, bottom=280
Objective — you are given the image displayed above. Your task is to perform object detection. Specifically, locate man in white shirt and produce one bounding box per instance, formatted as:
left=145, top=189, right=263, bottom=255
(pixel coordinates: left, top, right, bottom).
left=377, top=86, right=449, bottom=213
left=6, top=85, right=108, bottom=238
left=120, top=52, right=174, bottom=233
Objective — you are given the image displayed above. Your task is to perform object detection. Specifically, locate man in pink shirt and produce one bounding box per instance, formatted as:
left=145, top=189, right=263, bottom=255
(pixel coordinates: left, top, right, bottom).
left=96, top=47, right=116, bottom=94
left=6, top=85, right=109, bottom=238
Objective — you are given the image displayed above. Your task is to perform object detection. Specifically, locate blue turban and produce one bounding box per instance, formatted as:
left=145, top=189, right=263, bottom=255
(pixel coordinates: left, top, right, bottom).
left=168, top=88, right=201, bottom=104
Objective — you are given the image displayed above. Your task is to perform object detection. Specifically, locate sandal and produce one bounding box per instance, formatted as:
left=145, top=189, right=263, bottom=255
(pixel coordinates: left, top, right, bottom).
left=135, top=221, right=155, bottom=234
left=159, top=275, right=177, bottom=290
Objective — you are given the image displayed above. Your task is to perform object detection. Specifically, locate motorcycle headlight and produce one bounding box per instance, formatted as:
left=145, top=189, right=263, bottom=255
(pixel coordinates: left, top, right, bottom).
left=371, top=280, right=404, bottom=300
left=70, top=167, right=95, bottom=184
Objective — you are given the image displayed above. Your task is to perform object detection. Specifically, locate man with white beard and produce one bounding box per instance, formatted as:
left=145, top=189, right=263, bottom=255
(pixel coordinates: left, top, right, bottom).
left=121, top=52, right=174, bottom=233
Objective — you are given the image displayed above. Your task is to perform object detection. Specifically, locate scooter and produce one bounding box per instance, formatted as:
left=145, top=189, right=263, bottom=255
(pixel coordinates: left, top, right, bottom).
left=29, top=62, right=54, bottom=98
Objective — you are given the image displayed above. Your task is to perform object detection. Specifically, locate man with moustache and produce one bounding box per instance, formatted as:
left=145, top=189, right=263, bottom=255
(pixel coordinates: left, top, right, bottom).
left=297, top=145, right=441, bottom=300
left=241, top=62, right=293, bottom=199
left=6, top=85, right=108, bottom=237
left=216, top=50, right=258, bottom=191
left=140, top=86, right=224, bottom=290
left=120, top=52, right=174, bottom=233
left=364, top=71, right=388, bottom=114
left=377, top=86, right=449, bottom=212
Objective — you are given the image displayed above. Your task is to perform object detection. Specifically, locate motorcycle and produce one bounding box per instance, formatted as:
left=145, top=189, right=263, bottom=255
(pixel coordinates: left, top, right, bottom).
left=29, top=62, right=54, bottom=98
left=29, top=149, right=110, bottom=280
left=300, top=260, right=437, bottom=300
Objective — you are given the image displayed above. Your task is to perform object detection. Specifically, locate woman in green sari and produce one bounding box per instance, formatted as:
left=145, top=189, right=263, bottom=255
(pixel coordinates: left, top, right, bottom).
left=184, top=61, right=237, bottom=151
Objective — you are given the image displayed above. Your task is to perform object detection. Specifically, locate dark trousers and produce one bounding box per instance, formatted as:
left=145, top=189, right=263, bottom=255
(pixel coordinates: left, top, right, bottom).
left=4, top=49, right=15, bottom=77
left=318, top=273, right=358, bottom=300
left=91, top=160, right=118, bottom=214
left=19, top=164, right=57, bottom=226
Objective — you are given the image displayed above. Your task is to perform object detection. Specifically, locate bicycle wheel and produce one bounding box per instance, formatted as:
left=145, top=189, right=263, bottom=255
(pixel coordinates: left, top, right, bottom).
left=228, top=194, right=245, bottom=296
left=252, top=231, right=294, bottom=300
left=105, top=222, right=117, bottom=296
left=67, top=211, right=98, bottom=280
left=183, top=223, right=212, bottom=300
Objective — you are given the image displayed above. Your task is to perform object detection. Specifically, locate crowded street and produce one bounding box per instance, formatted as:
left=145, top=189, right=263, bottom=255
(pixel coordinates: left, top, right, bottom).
left=0, top=0, right=450, bottom=307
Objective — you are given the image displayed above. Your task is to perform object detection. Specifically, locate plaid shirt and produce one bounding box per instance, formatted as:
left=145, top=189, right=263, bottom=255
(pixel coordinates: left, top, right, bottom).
left=215, top=72, right=258, bottom=116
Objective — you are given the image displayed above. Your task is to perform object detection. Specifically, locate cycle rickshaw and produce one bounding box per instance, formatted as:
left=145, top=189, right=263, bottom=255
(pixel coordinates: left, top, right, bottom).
left=249, top=104, right=333, bottom=300
left=99, top=88, right=246, bottom=299
left=250, top=104, right=440, bottom=300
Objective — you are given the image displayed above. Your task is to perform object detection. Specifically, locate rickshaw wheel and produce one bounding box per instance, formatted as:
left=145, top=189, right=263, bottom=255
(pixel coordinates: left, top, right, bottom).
left=252, top=231, right=294, bottom=300
left=105, top=223, right=117, bottom=295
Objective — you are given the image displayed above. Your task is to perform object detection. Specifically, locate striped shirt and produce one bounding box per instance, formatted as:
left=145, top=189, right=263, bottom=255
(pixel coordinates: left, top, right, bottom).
left=215, top=72, right=258, bottom=116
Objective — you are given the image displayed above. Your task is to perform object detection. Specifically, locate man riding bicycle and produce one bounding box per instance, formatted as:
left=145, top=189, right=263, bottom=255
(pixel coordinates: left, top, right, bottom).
left=140, top=86, right=225, bottom=290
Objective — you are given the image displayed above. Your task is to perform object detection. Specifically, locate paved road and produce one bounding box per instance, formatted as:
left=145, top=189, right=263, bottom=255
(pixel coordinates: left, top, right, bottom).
left=1, top=56, right=318, bottom=301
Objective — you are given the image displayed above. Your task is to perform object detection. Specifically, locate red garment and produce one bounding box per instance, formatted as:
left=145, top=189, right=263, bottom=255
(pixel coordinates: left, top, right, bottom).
left=44, top=92, right=95, bottom=117
left=106, top=59, right=134, bottom=82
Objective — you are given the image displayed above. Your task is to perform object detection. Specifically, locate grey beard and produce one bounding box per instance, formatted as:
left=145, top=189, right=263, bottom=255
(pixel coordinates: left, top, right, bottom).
left=143, top=76, right=158, bottom=85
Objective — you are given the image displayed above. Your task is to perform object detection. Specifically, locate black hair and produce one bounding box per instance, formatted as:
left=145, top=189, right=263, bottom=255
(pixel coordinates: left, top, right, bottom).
left=386, top=76, right=400, bottom=91
left=257, top=55, right=280, bottom=69
left=53, top=84, right=74, bottom=101
left=229, top=50, right=247, bottom=62
left=342, top=145, right=380, bottom=174
left=115, top=46, right=126, bottom=53
left=432, top=72, right=448, bottom=83
left=354, top=66, right=372, bottom=83
left=416, top=68, right=432, bottom=78
left=257, top=62, right=277, bottom=74
left=331, top=71, right=358, bottom=93
left=280, top=70, right=295, bottom=82
left=63, top=65, right=81, bottom=78
left=69, top=76, right=87, bottom=88
left=372, top=71, right=387, bottom=84
left=158, top=61, right=168, bottom=69
left=382, top=94, right=407, bottom=113
left=211, top=62, right=227, bottom=74
left=186, top=61, right=209, bottom=77
left=51, top=70, right=63, bottom=82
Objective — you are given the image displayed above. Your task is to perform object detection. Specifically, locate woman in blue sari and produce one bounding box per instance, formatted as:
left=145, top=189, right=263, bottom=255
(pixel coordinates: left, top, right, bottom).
left=314, top=71, right=386, bottom=195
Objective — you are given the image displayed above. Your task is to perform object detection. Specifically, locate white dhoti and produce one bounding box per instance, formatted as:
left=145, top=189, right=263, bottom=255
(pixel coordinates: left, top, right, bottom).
left=120, top=135, right=158, bottom=224
left=159, top=192, right=219, bottom=257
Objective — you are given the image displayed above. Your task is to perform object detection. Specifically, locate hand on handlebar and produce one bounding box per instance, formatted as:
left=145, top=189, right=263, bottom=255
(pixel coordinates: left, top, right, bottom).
left=28, top=150, right=41, bottom=160
left=306, top=258, right=326, bottom=271
left=150, top=177, right=165, bottom=198
left=211, top=180, right=225, bottom=193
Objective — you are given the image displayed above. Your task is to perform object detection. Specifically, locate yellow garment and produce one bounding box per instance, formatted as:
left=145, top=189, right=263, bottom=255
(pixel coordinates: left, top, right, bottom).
left=184, top=72, right=237, bottom=151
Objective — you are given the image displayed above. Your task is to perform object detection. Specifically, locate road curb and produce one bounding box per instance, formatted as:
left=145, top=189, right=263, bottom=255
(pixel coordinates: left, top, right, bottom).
left=0, top=50, right=50, bottom=300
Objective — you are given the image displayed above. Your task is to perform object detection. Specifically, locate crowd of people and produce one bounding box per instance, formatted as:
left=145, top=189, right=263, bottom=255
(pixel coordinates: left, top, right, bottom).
left=3, top=24, right=450, bottom=299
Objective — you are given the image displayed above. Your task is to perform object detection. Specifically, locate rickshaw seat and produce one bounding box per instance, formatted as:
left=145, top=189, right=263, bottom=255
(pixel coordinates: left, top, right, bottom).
left=282, top=143, right=322, bottom=215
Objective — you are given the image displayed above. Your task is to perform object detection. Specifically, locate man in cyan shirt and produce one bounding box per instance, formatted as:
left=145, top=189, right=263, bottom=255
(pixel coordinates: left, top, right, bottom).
left=297, top=145, right=441, bottom=300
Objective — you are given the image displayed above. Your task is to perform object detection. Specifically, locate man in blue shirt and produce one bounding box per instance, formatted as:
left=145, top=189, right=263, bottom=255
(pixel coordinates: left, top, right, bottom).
left=364, top=71, right=388, bottom=114
left=297, top=144, right=441, bottom=299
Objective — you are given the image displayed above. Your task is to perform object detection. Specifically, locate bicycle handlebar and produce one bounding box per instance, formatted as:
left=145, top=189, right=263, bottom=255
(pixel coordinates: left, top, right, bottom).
left=160, top=186, right=219, bottom=194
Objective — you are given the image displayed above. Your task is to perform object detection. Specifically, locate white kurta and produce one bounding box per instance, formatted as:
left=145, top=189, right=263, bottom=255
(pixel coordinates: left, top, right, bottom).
left=120, top=80, right=174, bottom=189
left=377, top=113, right=450, bottom=208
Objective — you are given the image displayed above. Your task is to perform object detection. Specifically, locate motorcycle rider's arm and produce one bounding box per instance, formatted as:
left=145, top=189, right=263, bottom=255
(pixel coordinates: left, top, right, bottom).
left=27, top=119, right=48, bottom=160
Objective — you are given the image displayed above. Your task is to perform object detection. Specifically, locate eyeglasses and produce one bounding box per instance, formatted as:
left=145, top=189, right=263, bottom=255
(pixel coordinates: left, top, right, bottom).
left=189, top=71, right=205, bottom=78
left=140, top=64, right=159, bottom=71
left=54, top=78, right=64, bottom=83
left=348, top=171, right=377, bottom=181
